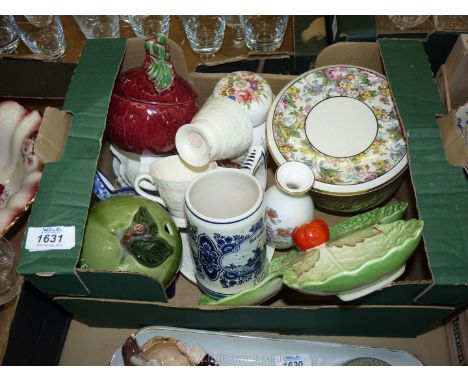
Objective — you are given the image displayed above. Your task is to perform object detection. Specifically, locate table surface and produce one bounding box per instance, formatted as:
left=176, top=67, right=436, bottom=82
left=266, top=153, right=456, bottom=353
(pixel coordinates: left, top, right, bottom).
left=2, top=15, right=464, bottom=366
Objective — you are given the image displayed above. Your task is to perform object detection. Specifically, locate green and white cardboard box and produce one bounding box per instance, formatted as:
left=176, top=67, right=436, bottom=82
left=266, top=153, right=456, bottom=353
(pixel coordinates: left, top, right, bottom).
left=18, top=38, right=468, bottom=337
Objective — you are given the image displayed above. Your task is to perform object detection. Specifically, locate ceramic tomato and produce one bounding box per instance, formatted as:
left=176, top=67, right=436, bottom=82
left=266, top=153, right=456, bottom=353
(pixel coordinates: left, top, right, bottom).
left=292, top=219, right=330, bottom=251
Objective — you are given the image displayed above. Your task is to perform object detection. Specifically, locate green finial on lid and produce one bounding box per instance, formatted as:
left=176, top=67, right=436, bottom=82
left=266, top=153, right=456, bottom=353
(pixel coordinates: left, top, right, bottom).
left=144, top=34, right=174, bottom=92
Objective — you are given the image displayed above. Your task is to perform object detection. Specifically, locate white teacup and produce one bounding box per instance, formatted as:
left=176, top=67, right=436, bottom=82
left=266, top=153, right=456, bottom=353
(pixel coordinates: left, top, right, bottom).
left=133, top=155, right=217, bottom=219
left=185, top=145, right=268, bottom=298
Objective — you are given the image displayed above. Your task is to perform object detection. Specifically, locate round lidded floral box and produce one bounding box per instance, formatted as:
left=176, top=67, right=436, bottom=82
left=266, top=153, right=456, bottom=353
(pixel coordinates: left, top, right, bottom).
left=266, top=65, right=408, bottom=213
left=212, top=71, right=273, bottom=127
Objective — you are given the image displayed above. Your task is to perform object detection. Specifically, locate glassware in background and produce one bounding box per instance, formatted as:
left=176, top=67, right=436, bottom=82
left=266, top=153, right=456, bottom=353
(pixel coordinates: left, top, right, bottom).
left=225, top=15, right=244, bottom=48
left=240, top=15, right=289, bottom=54
left=0, top=237, right=22, bottom=306
left=180, top=16, right=226, bottom=62
left=127, top=15, right=170, bottom=37
left=14, top=15, right=66, bottom=60
left=120, top=15, right=131, bottom=24
left=0, top=15, right=19, bottom=54
left=73, top=15, right=120, bottom=39
left=24, top=15, right=54, bottom=27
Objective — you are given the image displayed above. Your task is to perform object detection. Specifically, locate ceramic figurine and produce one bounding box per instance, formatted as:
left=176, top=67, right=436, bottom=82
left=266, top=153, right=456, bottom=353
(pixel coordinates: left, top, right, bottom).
left=122, top=335, right=219, bottom=366
left=0, top=100, right=43, bottom=236
left=265, top=161, right=315, bottom=249
left=106, top=34, right=198, bottom=155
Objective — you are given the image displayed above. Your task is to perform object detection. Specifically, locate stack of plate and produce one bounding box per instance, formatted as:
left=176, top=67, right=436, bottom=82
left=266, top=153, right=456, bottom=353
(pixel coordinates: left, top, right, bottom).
left=266, top=65, right=408, bottom=213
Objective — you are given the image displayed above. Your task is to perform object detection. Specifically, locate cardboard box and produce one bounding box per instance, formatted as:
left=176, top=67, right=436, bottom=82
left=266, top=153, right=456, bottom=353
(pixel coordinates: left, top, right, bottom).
left=17, top=38, right=468, bottom=337
left=434, top=35, right=468, bottom=173
left=436, top=34, right=468, bottom=112
left=325, top=16, right=467, bottom=73
left=325, top=16, right=377, bottom=44
left=436, top=105, right=468, bottom=168
left=376, top=16, right=468, bottom=73
left=0, top=57, right=75, bottom=362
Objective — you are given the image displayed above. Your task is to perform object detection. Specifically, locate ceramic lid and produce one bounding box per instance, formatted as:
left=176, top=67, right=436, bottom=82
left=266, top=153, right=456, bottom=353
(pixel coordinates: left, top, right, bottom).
left=266, top=65, right=408, bottom=194
left=212, top=71, right=273, bottom=127
left=112, top=36, right=197, bottom=105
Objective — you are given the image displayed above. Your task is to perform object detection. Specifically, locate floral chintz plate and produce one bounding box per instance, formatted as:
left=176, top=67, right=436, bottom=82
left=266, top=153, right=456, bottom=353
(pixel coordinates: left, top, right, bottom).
left=266, top=65, right=408, bottom=194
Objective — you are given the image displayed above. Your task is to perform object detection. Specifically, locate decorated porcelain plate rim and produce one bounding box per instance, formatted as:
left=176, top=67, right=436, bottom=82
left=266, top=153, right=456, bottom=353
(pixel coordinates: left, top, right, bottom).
left=266, top=65, right=408, bottom=194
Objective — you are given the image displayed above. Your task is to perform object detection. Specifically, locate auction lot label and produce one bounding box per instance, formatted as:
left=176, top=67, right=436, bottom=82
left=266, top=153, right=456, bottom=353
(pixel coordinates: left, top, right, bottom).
left=25, top=226, right=75, bottom=251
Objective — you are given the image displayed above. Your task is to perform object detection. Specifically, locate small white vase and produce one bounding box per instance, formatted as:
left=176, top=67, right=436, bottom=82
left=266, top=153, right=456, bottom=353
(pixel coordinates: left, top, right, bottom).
left=264, top=161, right=315, bottom=249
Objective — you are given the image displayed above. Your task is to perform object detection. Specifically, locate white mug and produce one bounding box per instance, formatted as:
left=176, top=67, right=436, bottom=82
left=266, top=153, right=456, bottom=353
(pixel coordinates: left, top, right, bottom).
left=133, top=155, right=217, bottom=219
left=184, top=145, right=268, bottom=298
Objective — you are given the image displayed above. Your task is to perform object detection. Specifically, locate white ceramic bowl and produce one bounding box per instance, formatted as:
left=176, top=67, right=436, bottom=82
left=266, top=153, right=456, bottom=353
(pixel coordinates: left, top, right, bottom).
left=212, top=71, right=273, bottom=127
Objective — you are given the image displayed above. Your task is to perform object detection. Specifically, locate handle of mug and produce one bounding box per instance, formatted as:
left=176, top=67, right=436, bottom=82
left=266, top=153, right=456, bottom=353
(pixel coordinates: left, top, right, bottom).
left=133, top=173, right=166, bottom=207
left=240, top=145, right=266, bottom=189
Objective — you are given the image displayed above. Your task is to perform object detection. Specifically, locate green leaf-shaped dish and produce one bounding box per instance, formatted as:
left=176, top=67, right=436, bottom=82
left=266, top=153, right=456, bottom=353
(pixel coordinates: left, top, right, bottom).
left=199, top=202, right=410, bottom=306
left=282, top=219, right=424, bottom=295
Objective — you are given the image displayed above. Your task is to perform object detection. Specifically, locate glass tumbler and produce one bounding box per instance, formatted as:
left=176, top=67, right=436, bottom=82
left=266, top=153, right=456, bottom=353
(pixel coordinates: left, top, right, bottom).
left=180, top=16, right=226, bottom=59
left=0, top=15, right=19, bottom=54
left=73, top=15, right=120, bottom=39
left=0, top=237, right=22, bottom=306
left=128, top=15, right=170, bottom=37
left=225, top=15, right=244, bottom=48
left=240, top=15, right=289, bottom=54
left=14, top=15, right=66, bottom=60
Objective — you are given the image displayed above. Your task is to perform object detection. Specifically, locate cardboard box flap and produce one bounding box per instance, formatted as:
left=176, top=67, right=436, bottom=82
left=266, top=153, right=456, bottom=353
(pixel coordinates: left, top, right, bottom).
left=76, top=270, right=168, bottom=302
left=55, top=296, right=454, bottom=337
left=315, top=42, right=384, bottom=74
left=18, top=39, right=128, bottom=296
left=378, top=39, right=468, bottom=304
left=444, top=34, right=468, bottom=110
left=35, top=107, right=72, bottom=164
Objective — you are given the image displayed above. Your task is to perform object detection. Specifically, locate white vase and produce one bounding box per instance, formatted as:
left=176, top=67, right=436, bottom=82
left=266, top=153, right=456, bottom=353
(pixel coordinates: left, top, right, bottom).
left=264, top=161, right=315, bottom=249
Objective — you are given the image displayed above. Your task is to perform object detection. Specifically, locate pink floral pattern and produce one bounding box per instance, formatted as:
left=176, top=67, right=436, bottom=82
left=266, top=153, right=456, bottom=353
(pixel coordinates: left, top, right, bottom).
left=271, top=66, right=407, bottom=185
left=23, top=136, right=39, bottom=169
left=0, top=184, right=8, bottom=209
left=213, top=71, right=269, bottom=110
